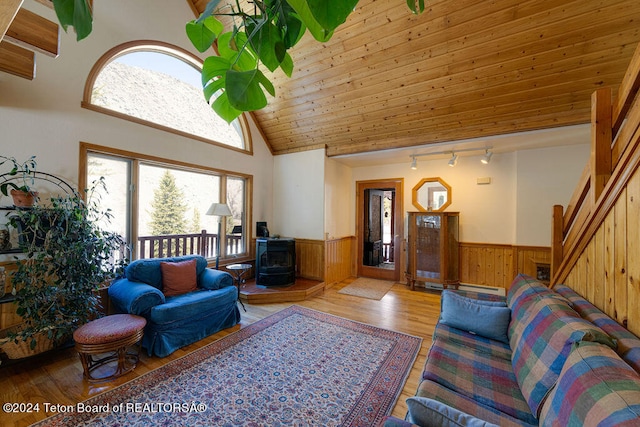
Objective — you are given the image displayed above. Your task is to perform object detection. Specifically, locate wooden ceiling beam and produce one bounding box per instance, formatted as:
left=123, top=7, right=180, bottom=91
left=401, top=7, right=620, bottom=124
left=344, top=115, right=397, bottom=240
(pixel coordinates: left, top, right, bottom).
left=0, top=0, right=22, bottom=42
left=4, top=7, right=59, bottom=57
left=0, top=40, right=35, bottom=79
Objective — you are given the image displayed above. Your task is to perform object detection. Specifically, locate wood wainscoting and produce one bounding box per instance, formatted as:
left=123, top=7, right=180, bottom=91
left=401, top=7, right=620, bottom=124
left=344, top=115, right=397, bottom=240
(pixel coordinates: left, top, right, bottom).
left=324, top=236, right=356, bottom=288
left=295, top=238, right=325, bottom=282
left=460, top=243, right=551, bottom=291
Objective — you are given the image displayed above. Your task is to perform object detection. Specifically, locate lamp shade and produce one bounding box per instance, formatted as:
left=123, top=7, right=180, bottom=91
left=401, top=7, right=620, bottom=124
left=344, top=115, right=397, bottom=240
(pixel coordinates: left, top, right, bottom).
left=206, top=202, right=232, bottom=217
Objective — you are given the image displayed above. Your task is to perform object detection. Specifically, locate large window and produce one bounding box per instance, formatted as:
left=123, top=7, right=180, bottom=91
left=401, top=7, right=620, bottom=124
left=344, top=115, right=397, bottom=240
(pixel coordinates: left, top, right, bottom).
left=82, top=41, right=252, bottom=153
left=83, top=145, right=251, bottom=263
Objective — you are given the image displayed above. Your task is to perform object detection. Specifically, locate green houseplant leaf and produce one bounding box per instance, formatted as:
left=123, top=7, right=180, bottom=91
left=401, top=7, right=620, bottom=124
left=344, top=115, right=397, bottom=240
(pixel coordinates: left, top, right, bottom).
left=245, top=19, right=287, bottom=72
left=406, top=0, right=426, bottom=14
left=305, top=0, right=360, bottom=30
left=186, top=16, right=223, bottom=53
left=52, top=0, right=93, bottom=41
left=212, top=93, right=242, bottom=123
left=285, top=0, right=334, bottom=42
left=226, top=69, right=274, bottom=111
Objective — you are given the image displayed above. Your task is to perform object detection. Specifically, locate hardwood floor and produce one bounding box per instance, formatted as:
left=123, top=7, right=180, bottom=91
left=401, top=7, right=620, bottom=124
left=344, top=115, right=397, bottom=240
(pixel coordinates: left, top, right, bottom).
left=0, top=278, right=442, bottom=426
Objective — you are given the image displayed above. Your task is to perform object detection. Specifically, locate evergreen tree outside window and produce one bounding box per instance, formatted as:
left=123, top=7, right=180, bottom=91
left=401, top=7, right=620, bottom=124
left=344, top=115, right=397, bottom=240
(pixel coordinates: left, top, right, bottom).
left=84, top=147, right=251, bottom=263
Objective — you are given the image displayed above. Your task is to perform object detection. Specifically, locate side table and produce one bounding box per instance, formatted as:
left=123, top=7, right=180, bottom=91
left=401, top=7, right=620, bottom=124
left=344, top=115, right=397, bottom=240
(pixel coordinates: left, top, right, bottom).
left=226, top=263, right=251, bottom=312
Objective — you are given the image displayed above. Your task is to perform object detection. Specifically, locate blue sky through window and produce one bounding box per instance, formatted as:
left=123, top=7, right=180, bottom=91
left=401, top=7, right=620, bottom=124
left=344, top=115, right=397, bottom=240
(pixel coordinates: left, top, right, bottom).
left=114, top=51, right=202, bottom=89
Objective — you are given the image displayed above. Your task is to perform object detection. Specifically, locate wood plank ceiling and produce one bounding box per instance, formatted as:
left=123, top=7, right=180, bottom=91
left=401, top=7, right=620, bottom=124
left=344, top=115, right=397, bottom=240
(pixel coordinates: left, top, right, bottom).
left=186, top=0, right=640, bottom=157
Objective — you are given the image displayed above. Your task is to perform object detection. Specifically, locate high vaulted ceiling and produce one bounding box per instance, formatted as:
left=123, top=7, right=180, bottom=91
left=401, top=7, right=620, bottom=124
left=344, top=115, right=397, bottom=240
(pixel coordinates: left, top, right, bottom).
left=186, top=0, right=640, bottom=157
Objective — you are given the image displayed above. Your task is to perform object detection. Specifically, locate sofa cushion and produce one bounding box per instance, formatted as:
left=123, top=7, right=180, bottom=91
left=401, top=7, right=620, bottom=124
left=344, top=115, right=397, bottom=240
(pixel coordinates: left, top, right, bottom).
left=440, top=291, right=511, bottom=344
left=149, top=286, right=238, bottom=325
left=416, top=380, right=537, bottom=427
left=160, top=258, right=198, bottom=297
left=554, top=283, right=640, bottom=374
left=539, top=341, right=640, bottom=426
left=510, top=295, right=617, bottom=417
left=406, top=397, right=499, bottom=427
left=433, top=323, right=512, bottom=361
left=506, top=274, right=569, bottom=323
left=422, top=336, right=536, bottom=424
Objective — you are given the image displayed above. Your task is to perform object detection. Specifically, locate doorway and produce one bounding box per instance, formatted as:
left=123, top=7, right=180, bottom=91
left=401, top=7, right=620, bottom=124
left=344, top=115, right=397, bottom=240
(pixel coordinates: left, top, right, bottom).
left=356, top=179, right=403, bottom=281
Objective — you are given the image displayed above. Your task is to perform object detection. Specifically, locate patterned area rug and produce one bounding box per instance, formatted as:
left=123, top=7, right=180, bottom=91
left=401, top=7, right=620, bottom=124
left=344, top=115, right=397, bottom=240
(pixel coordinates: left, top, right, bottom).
left=35, top=305, right=421, bottom=427
left=338, top=277, right=397, bottom=300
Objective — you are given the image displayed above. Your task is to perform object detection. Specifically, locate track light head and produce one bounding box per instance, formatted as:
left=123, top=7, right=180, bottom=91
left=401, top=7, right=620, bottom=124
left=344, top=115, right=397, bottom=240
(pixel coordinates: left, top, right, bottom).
left=481, top=149, right=493, bottom=164
left=410, top=156, right=417, bottom=170
left=448, top=153, right=458, bottom=167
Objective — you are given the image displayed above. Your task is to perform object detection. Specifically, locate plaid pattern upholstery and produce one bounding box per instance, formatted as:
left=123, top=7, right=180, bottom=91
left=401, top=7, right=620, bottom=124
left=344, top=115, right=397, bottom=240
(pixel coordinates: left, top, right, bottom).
left=434, top=323, right=512, bottom=361
left=416, top=379, right=537, bottom=426
left=422, top=335, right=536, bottom=424
left=449, top=289, right=507, bottom=305
left=553, top=283, right=640, bottom=374
left=507, top=274, right=570, bottom=326
left=509, top=295, right=617, bottom=417
left=539, top=342, right=640, bottom=426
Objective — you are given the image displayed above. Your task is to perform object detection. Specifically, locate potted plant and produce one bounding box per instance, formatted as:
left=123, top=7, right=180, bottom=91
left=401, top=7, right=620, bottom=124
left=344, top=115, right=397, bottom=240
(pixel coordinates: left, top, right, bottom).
left=0, top=178, right=128, bottom=357
left=0, top=155, right=38, bottom=207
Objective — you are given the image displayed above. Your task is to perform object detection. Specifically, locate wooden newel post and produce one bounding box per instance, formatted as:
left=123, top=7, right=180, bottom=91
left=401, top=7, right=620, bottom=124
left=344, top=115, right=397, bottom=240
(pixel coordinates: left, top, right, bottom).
left=551, top=204, right=564, bottom=283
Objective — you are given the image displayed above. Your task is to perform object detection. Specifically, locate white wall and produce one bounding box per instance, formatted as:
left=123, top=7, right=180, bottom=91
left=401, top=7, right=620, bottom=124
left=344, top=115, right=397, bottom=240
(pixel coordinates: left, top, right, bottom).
left=515, top=145, right=590, bottom=246
left=0, top=1, right=274, bottom=239
left=348, top=143, right=590, bottom=246
left=272, top=149, right=325, bottom=240
left=324, top=157, right=354, bottom=239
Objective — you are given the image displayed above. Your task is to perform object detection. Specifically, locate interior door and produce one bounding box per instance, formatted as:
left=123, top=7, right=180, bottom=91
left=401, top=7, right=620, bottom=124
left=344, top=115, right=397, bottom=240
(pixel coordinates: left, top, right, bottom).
left=363, top=189, right=383, bottom=266
left=356, top=179, right=403, bottom=281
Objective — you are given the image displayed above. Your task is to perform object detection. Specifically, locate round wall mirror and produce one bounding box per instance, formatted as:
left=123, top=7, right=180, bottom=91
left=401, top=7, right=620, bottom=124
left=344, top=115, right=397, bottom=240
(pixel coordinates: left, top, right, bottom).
left=412, top=177, right=452, bottom=212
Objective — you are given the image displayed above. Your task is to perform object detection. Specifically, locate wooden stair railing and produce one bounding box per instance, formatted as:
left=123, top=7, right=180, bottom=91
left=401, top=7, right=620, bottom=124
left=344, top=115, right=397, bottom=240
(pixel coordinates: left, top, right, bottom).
left=551, top=41, right=640, bottom=285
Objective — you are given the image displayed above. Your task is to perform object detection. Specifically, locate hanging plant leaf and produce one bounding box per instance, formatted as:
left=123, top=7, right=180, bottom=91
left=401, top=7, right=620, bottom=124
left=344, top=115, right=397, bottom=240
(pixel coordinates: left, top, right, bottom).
left=212, top=93, right=242, bottom=123
left=306, top=0, right=360, bottom=31
left=246, top=19, right=287, bottom=72
left=196, top=0, right=224, bottom=24
left=406, top=0, right=426, bottom=14
left=280, top=52, right=294, bottom=77
left=218, top=32, right=258, bottom=72
left=226, top=69, right=270, bottom=111
left=52, top=0, right=93, bottom=41
left=201, top=56, right=232, bottom=87
left=285, top=0, right=334, bottom=42
left=186, top=16, right=223, bottom=52
left=281, top=7, right=306, bottom=49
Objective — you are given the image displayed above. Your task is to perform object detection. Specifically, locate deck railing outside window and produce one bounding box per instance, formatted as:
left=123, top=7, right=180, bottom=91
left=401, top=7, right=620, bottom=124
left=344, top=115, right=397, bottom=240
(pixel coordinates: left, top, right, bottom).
left=137, top=230, right=242, bottom=259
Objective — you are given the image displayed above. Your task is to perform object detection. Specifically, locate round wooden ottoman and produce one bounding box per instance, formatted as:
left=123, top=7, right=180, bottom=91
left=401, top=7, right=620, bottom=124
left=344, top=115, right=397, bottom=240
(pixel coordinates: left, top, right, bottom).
left=73, top=314, right=146, bottom=382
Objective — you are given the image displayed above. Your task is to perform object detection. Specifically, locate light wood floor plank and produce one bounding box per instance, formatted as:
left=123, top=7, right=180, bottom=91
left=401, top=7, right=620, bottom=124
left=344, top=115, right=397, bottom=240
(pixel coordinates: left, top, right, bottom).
left=0, top=278, right=441, bottom=426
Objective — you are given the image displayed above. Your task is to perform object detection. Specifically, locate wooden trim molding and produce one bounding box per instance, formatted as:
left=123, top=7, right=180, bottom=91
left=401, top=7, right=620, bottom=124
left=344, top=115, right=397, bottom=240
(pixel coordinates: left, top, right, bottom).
left=81, top=40, right=253, bottom=155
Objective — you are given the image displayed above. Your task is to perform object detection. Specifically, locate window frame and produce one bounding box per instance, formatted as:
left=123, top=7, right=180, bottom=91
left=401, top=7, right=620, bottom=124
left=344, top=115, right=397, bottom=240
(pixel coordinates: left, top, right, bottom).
left=79, top=142, right=253, bottom=264
left=81, top=40, right=253, bottom=155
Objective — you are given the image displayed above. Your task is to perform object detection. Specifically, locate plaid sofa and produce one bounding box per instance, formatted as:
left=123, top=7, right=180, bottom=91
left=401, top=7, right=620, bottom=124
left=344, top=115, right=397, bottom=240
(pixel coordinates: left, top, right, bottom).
left=380, top=274, right=640, bottom=427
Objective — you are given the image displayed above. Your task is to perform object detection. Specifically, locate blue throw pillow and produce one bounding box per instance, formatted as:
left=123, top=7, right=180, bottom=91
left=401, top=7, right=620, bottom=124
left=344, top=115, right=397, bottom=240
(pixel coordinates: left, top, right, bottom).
left=406, top=397, right=499, bottom=427
left=440, top=290, right=511, bottom=344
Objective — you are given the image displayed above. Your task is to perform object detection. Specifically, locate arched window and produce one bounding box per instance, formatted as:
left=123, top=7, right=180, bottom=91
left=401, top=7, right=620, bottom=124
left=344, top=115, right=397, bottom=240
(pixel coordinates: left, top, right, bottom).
left=82, top=41, right=251, bottom=153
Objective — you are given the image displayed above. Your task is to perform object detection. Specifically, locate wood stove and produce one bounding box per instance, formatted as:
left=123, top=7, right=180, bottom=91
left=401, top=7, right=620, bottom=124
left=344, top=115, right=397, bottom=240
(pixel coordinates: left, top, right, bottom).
left=256, top=238, right=296, bottom=286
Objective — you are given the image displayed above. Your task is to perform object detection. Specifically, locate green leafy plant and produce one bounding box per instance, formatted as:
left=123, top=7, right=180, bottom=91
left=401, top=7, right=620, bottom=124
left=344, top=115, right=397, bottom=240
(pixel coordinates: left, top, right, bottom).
left=52, top=0, right=93, bottom=41
left=186, top=0, right=425, bottom=123
left=0, top=155, right=37, bottom=197
left=5, top=178, right=128, bottom=350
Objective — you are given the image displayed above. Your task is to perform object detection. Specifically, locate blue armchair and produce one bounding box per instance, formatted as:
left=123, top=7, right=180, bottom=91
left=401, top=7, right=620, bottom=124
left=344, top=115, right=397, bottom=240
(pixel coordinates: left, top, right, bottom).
left=108, top=255, right=241, bottom=357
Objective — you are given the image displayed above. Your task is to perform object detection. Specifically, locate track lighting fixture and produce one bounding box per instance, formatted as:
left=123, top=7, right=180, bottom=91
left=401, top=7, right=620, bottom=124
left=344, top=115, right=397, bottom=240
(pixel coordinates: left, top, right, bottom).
left=408, top=146, right=492, bottom=169
left=481, top=149, right=493, bottom=164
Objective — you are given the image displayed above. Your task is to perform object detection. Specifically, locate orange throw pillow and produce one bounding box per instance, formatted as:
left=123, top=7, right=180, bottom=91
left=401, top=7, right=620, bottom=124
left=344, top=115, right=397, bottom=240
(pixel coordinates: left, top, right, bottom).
left=160, top=259, right=198, bottom=297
